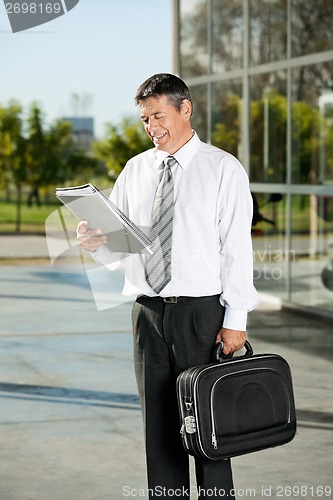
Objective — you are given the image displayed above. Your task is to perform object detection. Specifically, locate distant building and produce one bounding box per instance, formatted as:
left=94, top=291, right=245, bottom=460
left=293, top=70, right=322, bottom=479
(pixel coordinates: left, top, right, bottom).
left=62, top=116, right=94, bottom=152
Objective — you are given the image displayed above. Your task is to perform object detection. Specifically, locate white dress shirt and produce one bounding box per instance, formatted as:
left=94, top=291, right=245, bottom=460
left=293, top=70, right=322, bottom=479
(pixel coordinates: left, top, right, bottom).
left=92, top=132, right=260, bottom=330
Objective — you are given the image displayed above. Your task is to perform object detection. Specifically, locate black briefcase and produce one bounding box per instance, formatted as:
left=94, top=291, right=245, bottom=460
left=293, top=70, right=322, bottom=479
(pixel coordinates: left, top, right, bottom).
left=176, top=341, right=297, bottom=460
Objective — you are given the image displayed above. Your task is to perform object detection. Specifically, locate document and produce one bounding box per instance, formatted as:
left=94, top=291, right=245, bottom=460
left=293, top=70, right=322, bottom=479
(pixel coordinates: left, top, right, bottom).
left=55, top=183, right=153, bottom=254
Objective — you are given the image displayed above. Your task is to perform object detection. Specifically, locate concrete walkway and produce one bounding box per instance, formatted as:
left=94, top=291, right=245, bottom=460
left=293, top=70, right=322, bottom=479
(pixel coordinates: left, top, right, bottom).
left=0, top=234, right=332, bottom=499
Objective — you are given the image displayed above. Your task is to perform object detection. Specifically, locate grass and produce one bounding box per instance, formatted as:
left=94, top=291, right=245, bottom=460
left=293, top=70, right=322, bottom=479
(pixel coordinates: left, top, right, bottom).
left=0, top=200, right=60, bottom=233
left=1, top=195, right=332, bottom=235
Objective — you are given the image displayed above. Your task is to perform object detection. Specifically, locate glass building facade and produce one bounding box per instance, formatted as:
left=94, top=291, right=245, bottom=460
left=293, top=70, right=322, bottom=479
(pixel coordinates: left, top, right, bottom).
left=174, top=0, right=333, bottom=317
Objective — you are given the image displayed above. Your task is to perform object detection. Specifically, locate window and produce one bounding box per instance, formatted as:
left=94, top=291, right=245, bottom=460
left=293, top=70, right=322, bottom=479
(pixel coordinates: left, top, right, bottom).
left=211, top=0, right=243, bottom=72
left=211, top=80, right=243, bottom=160
left=179, top=0, right=208, bottom=78
left=252, top=192, right=288, bottom=302
left=290, top=194, right=333, bottom=311
left=291, top=62, right=333, bottom=184
left=250, top=72, right=287, bottom=182
left=190, top=84, right=208, bottom=141
left=250, top=0, right=287, bottom=65
left=291, top=0, right=333, bottom=57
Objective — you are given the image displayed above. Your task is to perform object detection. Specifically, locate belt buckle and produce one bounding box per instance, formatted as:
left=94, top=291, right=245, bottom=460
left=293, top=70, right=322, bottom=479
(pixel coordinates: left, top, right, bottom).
left=163, top=296, right=178, bottom=304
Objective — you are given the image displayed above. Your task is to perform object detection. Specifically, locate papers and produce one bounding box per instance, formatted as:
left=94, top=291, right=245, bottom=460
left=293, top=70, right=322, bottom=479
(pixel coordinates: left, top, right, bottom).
left=55, top=183, right=153, bottom=255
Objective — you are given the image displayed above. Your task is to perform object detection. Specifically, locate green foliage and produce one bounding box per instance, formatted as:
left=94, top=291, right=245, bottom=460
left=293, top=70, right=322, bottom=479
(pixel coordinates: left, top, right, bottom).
left=211, top=92, right=240, bottom=156
left=0, top=100, right=153, bottom=232
left=250, top=88, right=287, bottom=182
left=0, top=100, right=25, bottom=187
left=291, top=101, right=320, bottom=183
left=0, top=100, right=101, bottom=232
left=210, top=86, right=333, bottom=186
left=93, top=117, right=152, bottom=180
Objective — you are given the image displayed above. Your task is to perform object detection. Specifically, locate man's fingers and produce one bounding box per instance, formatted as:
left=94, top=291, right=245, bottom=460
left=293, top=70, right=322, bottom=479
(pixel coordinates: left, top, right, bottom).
left=223, top=338, right=246, bottom=354
left=78, top=235, right=107, bottom=252
left=76, top=222, right=102, bottom=241
left=222, top=341, right=244, bottom=354
left=222, top=343, right=233, bottom=355
left=81, top=228, right=102, bottom=239
left=215, top=328, right=246, bottom=354
left=76, top=221, right=107, bottom=251
left=77, top=220, right=88, bottom=234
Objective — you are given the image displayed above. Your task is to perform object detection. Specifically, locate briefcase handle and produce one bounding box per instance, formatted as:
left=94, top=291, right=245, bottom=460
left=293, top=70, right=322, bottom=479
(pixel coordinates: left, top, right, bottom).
left=214, top=340, right=253, bottom=362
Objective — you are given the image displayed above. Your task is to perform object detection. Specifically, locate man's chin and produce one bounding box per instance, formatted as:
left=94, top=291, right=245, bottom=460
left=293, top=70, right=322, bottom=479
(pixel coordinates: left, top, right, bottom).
left=154, top=141, right=168, bottom=151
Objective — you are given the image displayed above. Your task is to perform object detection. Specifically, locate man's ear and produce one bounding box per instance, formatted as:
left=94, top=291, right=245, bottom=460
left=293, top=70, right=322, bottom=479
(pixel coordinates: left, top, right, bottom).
left=181, top=99, right=192, bottom=120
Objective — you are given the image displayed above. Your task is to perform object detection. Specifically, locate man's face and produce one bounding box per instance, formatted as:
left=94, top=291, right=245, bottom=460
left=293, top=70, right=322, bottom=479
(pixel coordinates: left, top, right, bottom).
left=139, top=95, right=192, bottom=154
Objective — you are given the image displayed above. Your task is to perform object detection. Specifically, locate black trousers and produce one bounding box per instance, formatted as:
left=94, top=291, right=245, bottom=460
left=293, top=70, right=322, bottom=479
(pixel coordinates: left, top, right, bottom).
left=132, top=295, right=235, bottom=499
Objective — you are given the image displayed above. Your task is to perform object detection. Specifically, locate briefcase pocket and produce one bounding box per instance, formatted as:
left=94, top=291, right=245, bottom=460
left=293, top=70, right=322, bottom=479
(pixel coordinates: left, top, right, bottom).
left=211, top=368, right=291, bottom=440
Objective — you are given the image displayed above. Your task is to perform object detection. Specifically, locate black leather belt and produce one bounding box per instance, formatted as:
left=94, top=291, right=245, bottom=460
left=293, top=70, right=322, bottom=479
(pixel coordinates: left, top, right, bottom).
left=141, top=295, right=219, bottom=304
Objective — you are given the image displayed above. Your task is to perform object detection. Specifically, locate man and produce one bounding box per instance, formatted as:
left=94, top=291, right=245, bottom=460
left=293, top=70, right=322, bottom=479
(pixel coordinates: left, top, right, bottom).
left=77, top=73, right=259, bottom=499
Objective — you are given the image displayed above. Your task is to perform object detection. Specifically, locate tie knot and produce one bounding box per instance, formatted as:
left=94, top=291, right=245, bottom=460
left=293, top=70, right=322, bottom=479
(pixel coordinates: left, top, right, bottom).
left=165, top=156, right=177, bottom=168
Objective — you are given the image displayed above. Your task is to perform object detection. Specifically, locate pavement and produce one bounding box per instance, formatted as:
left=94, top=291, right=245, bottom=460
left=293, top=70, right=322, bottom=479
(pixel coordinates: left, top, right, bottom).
left=0, top=234, right=332, bottom=500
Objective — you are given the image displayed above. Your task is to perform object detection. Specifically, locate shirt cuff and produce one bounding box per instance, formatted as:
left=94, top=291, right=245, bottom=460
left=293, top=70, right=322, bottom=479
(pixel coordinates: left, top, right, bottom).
left=90, top=246, right=121, bottom=271
left=222, top=306, right=248, bottom=331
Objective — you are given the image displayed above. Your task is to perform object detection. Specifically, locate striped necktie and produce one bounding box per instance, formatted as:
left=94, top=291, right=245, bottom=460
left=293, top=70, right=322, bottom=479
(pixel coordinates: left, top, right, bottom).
left=145, top=156, right=177, bottom=293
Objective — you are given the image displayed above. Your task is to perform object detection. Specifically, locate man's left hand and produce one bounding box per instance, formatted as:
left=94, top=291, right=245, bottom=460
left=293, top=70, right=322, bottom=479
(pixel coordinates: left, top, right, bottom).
left=215, top=328, right=246, bottom=355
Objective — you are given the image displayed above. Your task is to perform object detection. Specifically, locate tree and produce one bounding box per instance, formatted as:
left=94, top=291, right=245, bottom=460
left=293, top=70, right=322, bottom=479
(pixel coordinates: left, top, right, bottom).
left=291, top=100, right=320, bottom=184
left=250, top=89, right=287, bottom=183
left=24, top=104, right=101, bottom=201
left=25, top=103, right=47, bottom=206
left=211, top=91, right=241, bottom=157
left=0, top=101, right=28, bottom=230
left=0, top=101, right=23, bottom=196
left=0, top=100, right=103, bottom=232
left=93, top=118, right=152, bottom=181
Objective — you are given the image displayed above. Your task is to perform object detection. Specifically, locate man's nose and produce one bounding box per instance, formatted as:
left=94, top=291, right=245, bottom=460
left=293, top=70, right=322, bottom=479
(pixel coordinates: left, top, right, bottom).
left=147, top=117, right=158, bottom=133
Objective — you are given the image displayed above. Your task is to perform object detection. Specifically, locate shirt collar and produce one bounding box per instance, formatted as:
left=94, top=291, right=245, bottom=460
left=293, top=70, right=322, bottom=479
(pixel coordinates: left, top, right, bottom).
left=154, top=131, right=201, bottom=170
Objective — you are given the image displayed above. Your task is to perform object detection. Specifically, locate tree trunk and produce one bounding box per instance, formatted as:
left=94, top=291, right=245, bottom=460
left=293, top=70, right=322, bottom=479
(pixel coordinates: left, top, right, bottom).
left=15, top=183, right=22, bottom=233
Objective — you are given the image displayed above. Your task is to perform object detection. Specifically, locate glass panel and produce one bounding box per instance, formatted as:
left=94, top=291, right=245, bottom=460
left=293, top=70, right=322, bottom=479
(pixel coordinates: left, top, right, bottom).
left=251, top=192, right=288, bottom=302
left=250, top=0, right=287, bottom=66
left=179, top=0, right=208, bottom=78
left=190, top=84, right=208, bottom=142
left=291, top=62, right=333, bottom=184
left=290, top=194, right=333, bottom=313
left=211, top=80, right=243, bottom=161
left=249, top=72, right=287, bottom=183
left=211, top=0, right=243, bottom=72
left=291, top=0, right=333, bottom=57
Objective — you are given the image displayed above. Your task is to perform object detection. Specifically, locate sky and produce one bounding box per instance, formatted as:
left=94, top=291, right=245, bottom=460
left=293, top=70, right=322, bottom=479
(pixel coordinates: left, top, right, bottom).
left=0, top=0, right=173, bottom=138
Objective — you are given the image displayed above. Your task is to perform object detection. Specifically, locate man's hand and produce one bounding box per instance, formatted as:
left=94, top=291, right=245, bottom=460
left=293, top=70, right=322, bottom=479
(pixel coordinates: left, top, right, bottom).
left=76, top=220, right=107, bottom=252
left=215, top=327, right=246, bottom=355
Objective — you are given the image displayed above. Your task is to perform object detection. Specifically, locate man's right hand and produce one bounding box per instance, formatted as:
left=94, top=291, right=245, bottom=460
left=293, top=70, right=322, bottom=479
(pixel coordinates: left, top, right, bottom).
left=76, top=220, right=107, bottom=252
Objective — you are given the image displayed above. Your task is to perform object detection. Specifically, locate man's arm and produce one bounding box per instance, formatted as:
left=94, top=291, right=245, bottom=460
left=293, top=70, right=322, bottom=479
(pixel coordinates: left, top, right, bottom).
left=217, top=158, right=260, bottom=354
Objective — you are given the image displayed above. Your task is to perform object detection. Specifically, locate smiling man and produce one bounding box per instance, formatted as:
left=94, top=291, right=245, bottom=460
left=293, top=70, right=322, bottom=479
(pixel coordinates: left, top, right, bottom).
left=77, top=73, right=259, bottom=499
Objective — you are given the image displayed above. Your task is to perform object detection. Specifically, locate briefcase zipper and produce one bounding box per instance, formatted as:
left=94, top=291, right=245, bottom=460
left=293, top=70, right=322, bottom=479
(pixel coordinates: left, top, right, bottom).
left=178, top=366, right=213, bottom=457
left=177, top=370, right=196, bottom=452
left=210, top=379, right=220, bottom=449
left=211, top=430, right=218, bottom=449
left=185, top=398, right=193, bottom=411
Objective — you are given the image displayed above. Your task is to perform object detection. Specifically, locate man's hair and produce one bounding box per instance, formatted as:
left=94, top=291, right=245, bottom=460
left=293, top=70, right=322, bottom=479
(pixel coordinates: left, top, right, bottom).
left=135, top=73, right=192, bottom=112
